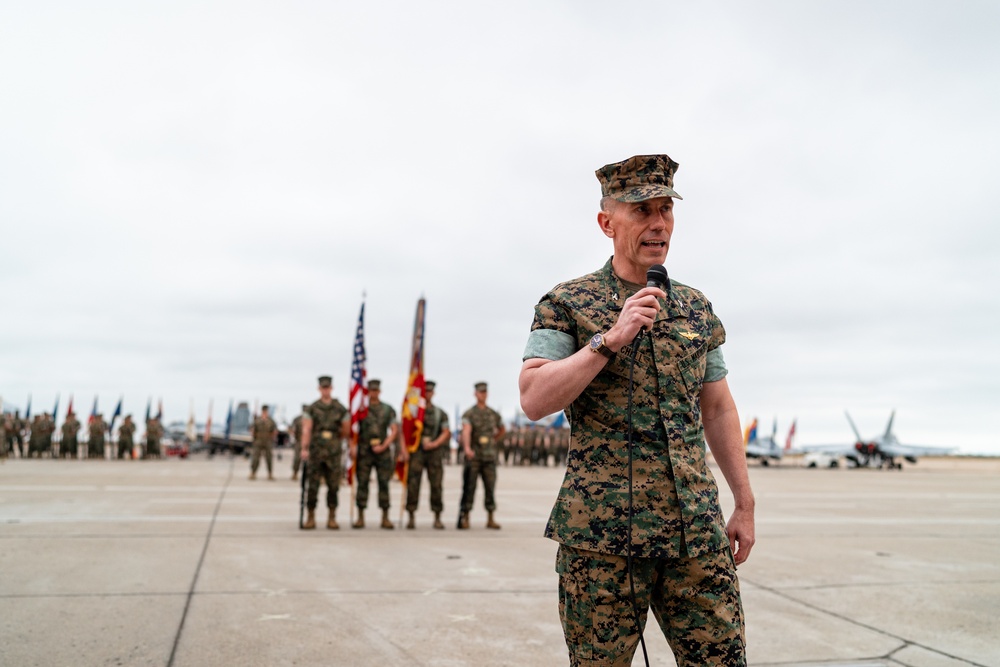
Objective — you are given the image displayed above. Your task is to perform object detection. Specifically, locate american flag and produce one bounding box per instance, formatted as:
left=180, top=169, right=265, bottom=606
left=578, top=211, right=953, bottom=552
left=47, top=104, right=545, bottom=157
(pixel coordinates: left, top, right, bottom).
left=349, top=301, right=369, bottom=435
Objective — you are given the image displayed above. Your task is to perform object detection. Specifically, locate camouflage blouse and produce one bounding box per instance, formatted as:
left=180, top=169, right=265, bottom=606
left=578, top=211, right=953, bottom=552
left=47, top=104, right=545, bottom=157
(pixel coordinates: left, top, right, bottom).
left=305, top=399, right=349, bottom=460
left=462, top=404, right=503, bottom=461
left=357, top=401, right=396, bottom=453
left=524, top=257, right=729, bottom=559
left=251, top=416, right=277, bottom=445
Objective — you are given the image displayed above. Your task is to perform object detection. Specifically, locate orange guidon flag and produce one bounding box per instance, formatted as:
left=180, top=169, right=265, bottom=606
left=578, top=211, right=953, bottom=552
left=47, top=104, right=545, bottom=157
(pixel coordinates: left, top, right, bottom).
left=399, top=298, right=427, bottom=482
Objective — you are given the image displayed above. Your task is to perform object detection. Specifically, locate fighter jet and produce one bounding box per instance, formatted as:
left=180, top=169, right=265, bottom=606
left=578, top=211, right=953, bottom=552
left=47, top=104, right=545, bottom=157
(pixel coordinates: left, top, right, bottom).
left=798, top=410, right=954, bottom=470
left=744, top=417, right=796, bottom=466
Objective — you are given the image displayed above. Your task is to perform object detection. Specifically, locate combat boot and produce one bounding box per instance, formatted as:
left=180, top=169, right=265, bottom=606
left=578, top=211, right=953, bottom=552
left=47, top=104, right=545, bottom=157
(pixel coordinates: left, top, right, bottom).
left=486, top=511, right=501, bottom=530
left=433, top=512, right=444, bottom=530
left=381, top=509, right=395, bottom=530
left=353, top=510, right=365, bottom=529
left=249, top=471, right=256, bottom=481
left=291, top=471, right=298, bottom=481
left=458, top=511, right=470, bottom=530
left=406, top=511, right=415, bottom=530
left=302, top=509, right=316, bottom=530
left=327, top=510, right=339, bottom=530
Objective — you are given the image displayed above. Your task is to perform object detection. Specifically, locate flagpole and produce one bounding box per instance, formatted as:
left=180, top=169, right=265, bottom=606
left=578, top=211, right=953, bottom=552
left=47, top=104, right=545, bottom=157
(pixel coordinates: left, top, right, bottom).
left=399, top=297, right=426, bottom=529
left=348, top=295, right=368, bottom=528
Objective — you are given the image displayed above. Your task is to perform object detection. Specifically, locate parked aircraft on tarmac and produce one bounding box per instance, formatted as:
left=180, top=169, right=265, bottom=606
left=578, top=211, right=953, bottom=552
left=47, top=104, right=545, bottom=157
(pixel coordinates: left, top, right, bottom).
left=744, top=417, right=796, bottom=466
left=797, top=410, right=954, bottom=470
left=204, top=402, right=289, bottom=456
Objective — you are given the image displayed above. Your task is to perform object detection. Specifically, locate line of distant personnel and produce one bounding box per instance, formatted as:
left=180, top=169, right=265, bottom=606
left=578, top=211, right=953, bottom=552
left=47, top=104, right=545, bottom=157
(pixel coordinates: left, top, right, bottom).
left=1, top=411, right=168, bottom=460
left=0, top=407, right=570, bottom=466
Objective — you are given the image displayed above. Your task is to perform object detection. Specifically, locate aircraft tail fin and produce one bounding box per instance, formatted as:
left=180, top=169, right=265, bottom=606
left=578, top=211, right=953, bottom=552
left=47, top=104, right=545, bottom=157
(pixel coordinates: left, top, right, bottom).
left=884, top=410, right=896, bottom=439
left=845, top=410, right=864, bottom=443
left=784, top=419, right=797, bottom=451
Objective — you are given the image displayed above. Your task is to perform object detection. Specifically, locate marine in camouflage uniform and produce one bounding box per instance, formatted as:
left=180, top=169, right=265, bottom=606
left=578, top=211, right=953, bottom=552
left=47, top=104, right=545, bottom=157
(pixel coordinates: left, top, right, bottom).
left=522, top=423, right=541, bottom=466
left=300, top=376, right=351, bottom=530
left=145, top=417, right=163, bottom=459
left=88, top=414, right=107, bottom=459
left=459, top=382, right=505, bottom=529
left=519, top=154, right=755, bottom=667
left=12, top=412, right=26, bottom=457
left=404, top=380, right=451, bottom=529
left=249, top=405, right=277, bottom=480
left=551, top=426, right=570, bottom=467
left=117, top=415, right=135, bottom=459
left=39, top=413, right=55, bottom=456
left=290, top=405, right=307, bottom=481
left=60, top=412, right=80, bottom=458
left=499, top=424, right=515, bottom=465
left=352, top=379, right=398, bottom=530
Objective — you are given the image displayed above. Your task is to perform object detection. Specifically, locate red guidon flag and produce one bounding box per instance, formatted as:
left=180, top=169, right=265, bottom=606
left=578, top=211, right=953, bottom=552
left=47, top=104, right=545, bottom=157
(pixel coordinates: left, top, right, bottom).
left=398, top=298, right=427, bottom=482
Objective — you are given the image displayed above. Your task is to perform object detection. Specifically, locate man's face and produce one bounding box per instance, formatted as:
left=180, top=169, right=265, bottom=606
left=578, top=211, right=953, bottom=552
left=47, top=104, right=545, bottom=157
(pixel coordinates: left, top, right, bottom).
left=426, top=388, right=435, bottom=403
left=600, top=196, right=675, bottom=277
left=319, top=385, right=332, bottom=399
left=476, top=389, right=487, bottom=402
left=370, top=389, right=381, bottom=403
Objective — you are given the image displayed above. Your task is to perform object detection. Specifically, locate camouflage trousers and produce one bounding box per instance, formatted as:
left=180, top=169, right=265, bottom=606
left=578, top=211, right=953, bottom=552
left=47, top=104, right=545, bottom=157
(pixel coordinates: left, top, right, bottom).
left=460, top=457, right=497, bottom=512
left=556, top=544, right=745, bottom=667
left=89, top=439, right=104, bottom=459
left=292, top=445, right=302, bottom=476
left=118, top=439, right=132, bottom=459
left=306, top=455, right=341, bottom=510
left=355, top=450, right=393, bottom=510
left=250, top=441, right=273, bottom=474
left=61, top=439, right=78, bottom=458
left=405, top=447, right=444, bottom=513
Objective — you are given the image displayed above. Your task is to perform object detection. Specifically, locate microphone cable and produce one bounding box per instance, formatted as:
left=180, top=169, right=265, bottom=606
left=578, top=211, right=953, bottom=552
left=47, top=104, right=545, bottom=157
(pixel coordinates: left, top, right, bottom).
left=626, top=330, right=650, bottom=667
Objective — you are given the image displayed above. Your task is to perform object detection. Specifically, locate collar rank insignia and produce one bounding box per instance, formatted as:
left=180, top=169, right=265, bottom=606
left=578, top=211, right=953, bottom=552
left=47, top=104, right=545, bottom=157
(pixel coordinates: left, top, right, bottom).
left=680, top=331, right=699, bottom=340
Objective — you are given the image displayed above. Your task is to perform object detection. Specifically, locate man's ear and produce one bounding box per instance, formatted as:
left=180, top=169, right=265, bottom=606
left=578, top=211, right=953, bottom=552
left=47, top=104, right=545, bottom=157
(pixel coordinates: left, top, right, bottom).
left=597, top=210, right=614, bottom=238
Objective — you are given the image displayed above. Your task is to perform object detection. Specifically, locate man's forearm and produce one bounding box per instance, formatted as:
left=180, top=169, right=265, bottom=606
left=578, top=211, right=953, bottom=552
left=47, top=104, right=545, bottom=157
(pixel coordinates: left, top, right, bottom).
left=519, top=349, right=609, bottom=421
left=703, top=401, right=754, bottom=508
left=699, top=379, right=753, bottom=506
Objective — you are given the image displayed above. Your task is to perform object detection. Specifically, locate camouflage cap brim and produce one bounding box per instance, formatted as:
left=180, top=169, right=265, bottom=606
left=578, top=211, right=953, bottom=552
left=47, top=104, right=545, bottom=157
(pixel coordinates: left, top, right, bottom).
left=611, top=184, right=683, bottom=203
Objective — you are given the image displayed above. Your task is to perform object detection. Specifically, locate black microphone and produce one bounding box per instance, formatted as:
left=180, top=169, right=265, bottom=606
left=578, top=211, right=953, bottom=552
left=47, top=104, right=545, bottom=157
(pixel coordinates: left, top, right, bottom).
left=641, top=264, right=669, bottom=334
left=646, top=264, right=669, bottom=292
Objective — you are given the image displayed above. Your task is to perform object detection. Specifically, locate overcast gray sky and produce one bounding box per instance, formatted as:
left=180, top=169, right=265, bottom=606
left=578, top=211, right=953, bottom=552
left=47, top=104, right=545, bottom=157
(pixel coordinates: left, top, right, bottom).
left=2, top=1, right=998, bottom=454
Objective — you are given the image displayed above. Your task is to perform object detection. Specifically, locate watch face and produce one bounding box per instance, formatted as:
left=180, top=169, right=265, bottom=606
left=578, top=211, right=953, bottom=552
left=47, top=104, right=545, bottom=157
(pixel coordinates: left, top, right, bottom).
left=590, top=333, right=603, bottom=350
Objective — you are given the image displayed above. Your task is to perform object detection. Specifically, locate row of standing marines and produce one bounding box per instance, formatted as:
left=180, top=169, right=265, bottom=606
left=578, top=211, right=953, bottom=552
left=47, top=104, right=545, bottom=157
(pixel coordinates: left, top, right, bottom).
left=247, top=375, right=565, bottom=531
left=1, top=412, right=165, bottom=460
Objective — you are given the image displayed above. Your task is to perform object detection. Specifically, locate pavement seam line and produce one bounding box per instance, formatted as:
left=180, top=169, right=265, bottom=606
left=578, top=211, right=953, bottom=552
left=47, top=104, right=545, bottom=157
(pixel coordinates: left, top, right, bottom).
left=166, top=457, right=233, bottom=667
left=742, top=577, right=991, bottom=667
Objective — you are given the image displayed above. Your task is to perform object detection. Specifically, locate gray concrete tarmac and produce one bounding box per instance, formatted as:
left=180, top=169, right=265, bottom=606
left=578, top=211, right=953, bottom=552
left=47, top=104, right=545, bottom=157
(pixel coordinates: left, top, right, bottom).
left=1, top=453, right=998, bottom=666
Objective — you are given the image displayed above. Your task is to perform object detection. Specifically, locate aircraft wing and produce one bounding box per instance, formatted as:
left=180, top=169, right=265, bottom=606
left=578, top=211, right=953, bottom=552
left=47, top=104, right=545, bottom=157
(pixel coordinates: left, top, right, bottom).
left=879, top=443, right=956, bottom=457
left=744, top=443, right=771, bottom=458
left=789, top=443, right=854, bottom=456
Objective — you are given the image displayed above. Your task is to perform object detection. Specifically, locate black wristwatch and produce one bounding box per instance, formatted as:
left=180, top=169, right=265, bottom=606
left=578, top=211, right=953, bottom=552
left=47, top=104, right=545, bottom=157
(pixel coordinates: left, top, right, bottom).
left=589, top=332, right=616, bottom=361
